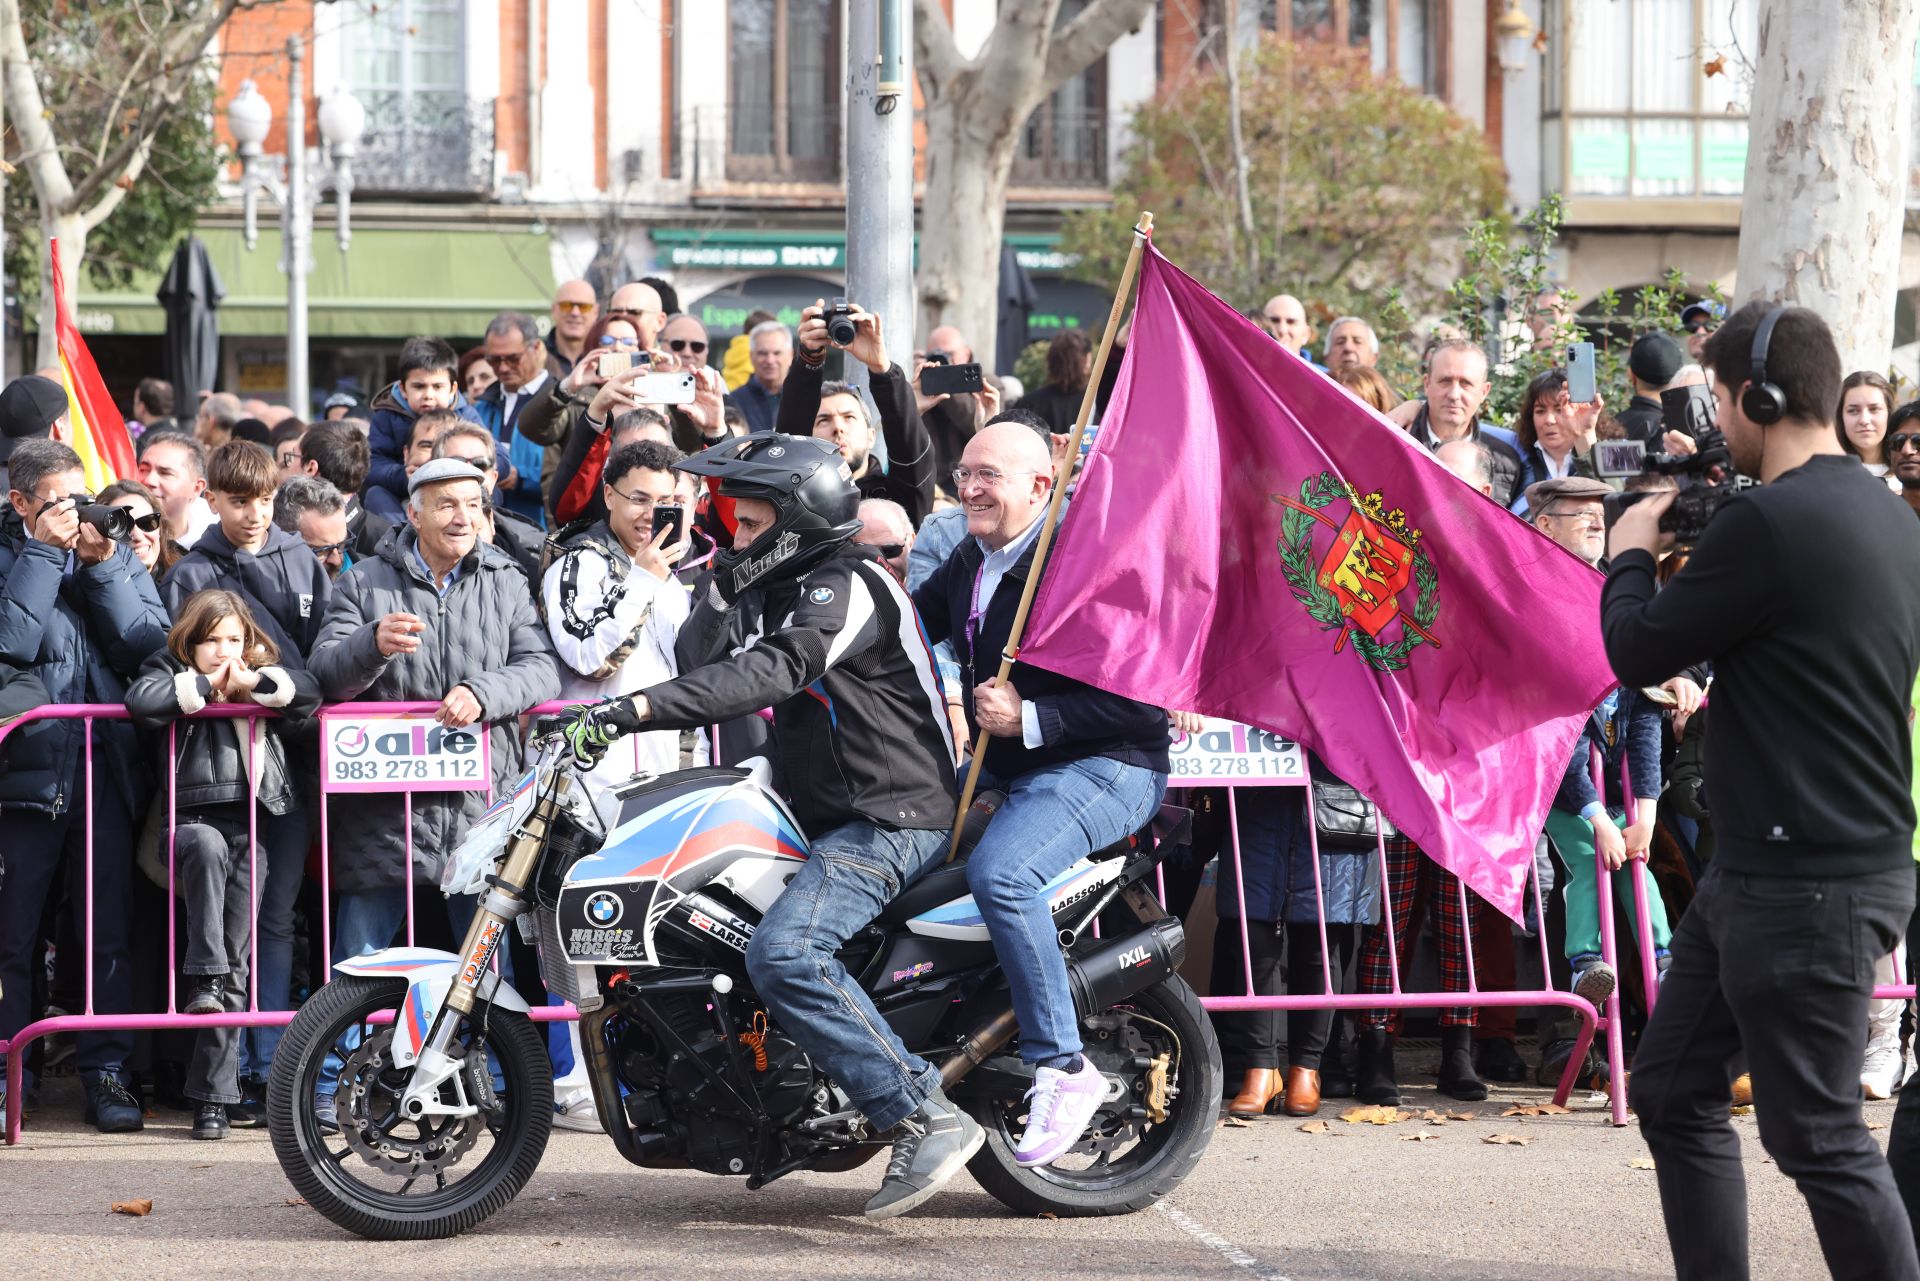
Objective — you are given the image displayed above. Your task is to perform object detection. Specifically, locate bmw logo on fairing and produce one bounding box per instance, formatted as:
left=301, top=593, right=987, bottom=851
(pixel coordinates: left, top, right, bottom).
left=766, top=445, right=786, bottom=458
left=585, top=891, right=624, bottom=926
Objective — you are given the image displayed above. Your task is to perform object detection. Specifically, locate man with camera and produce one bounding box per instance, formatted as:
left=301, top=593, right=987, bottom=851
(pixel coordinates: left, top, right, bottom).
left=1605, top=302, right=1920, bottom=1281
left=0, top=438, right=170, bottom=1131
left=776, top=299, right=936, bottom=526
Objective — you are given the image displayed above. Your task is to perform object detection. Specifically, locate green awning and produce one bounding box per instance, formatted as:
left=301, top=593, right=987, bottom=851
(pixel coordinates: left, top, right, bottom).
left=649, top=227, right=1079, bottom=274
left=71, top=225, right=555, bottom=339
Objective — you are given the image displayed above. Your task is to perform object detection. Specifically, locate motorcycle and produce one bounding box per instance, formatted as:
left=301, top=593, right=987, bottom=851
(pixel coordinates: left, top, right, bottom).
left=266, top=725, right=1222, bottom=1239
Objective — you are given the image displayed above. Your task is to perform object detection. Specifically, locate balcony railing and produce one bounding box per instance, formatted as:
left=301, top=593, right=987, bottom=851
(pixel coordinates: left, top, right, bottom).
left=348, top=91, right=495, bottom=197
left=1011, top=108, right=1108, bottom=188
left=683, top=103, right=843, bottom=186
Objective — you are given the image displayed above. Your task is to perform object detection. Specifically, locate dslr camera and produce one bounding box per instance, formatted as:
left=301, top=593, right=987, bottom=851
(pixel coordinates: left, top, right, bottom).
left=825, top=298, right=860, bottom=347
left=1596, top=384, right=1745, bottom=545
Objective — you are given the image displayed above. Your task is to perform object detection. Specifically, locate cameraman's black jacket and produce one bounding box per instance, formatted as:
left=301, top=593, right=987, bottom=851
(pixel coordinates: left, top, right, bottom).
left=648, top=544, right=957, bottom=837
left=1602, top=455, right=1920, bottom=876
left=914, top=528, right=1171, bottom=782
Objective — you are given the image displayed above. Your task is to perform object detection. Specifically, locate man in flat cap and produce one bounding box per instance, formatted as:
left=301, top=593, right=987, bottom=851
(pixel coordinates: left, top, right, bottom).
left=1526, top=475, right=1615, bottom=568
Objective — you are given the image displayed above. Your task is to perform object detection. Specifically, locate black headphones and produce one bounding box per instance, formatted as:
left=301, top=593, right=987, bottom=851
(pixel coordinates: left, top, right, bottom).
left=1741, top=305, right=1790, bottom=425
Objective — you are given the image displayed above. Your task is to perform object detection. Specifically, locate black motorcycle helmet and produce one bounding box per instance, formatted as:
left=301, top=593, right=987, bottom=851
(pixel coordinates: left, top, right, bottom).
left=675, top=432, right=863, bottom=603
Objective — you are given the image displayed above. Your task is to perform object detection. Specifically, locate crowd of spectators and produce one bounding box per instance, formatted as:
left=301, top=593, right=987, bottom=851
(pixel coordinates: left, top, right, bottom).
left=0, top=275, right=1909, bottom=1154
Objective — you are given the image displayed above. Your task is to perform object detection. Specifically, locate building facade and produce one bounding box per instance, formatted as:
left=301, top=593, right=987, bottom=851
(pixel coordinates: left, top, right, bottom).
left=67, top=0, right=1915, bottom=409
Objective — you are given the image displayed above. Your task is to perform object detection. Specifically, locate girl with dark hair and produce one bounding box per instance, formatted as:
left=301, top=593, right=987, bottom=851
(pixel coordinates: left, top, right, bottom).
left=1512, top=369, right=1600, bottom=513
left=1837, top=370, right=1899, bottom=491
left=124, top=589, right=320, bottom=1140
left=1014, top=330, right=1094, bottom=434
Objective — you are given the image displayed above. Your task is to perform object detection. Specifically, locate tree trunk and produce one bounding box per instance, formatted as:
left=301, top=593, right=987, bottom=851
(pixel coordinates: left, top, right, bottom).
left=34, top=212, right=85, bottom=373
left=916, top=97, right=1026, bottom=361
left=1736, top=0, right=1918, bottom=371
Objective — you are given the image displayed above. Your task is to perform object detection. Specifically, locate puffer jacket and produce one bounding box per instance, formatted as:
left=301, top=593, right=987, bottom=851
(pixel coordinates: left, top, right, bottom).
left=0, top=511, right=170, bottom=815
left=160, top=524, right=332, bottom=664
left=365, top=381, right=485, bottom=513
left=1208, top=780, right=1382, bottom=926
left=124, top=649, right=322, bottom=815
left=308, top=526, right=560, bottom=893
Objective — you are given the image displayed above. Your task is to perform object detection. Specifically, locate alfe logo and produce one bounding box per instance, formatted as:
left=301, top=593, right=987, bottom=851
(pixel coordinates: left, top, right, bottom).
left=332, top=723, right=479, bottom=759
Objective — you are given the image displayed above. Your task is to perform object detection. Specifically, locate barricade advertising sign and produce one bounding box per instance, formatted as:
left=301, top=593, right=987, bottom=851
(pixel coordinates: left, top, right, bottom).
left=1169, top=716, right=1306, bottom=787
left=320, top=714, right=492, bottom=793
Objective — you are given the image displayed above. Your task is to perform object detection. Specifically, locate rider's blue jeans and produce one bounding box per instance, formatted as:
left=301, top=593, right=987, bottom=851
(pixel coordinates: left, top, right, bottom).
left=968, top=757, right=1168, bottom=1064
left=745, top=821, right=949, bottom=1132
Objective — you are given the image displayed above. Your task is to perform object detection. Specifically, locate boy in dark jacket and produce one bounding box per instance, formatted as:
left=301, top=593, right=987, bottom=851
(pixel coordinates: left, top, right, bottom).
left=162, top=441, right=332, bottom=663
left=364, top=336, right=483, bottom=519
left=1548, top=687, right=1672, bottom=1007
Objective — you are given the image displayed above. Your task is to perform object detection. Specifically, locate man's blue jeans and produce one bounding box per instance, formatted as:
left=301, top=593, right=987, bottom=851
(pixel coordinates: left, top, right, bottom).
left=969, top=757, right=1167, bottom=1065
left=745, top=822, right=950, bottom=1132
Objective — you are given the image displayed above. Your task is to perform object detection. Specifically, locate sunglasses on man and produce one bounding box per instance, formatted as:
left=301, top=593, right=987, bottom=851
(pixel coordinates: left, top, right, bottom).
left=554, top=300, right=596, bottom=316
left=1888, top=433, right=1920, bottom=453
left=667, top=338, right=708, bottom=356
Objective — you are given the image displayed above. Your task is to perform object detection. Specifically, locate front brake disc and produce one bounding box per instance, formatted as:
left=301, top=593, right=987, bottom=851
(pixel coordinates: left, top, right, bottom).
left=338, top=1028, right=486, bottom=1178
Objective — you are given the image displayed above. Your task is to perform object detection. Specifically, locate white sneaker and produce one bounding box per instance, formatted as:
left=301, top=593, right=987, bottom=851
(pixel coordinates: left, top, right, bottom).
left=1863, top=1026, right=1903, bottom=1101
left=553, top=1085, right=603, bottom=1132
left=1014, top=1057, right=1108, bottom=1168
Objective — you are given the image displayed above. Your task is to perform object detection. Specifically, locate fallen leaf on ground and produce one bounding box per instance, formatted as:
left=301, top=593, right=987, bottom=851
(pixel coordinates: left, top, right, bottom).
left=1447, top=1111, right=1476, bottom=1121
left=1297, top=1120, right=1330, bottom=1133
left=283, top=1197, right=307, bottom=1207
left=1483, top=1134, right=1530, bottom=1146
left=1869, top=1123, right=1887, bottom=1132
left=1730, top=1105, right=1754, bottom=1116
left=110, top=1199, right=152, bottom=1217
left=1037, top=1212, right=1058, bottom=1220
left=1400, top=1132, right=1440, bottom=1142
left=1501, top=1104, right=1572, bottom=1117
left=1629, top=1158, right=1657, bottom=1170
left=190, top=1163, right=212, bottom=1170
left=1221, top=1116, right=1251, bottom=1128
left=1339, top=1105, right=1407, bottom=1125
left=1420, top=1109, right=1444, bottom=1121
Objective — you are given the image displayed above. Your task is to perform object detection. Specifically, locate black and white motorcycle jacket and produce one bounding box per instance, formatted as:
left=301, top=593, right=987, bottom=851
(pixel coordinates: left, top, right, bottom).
left=645, top=543, right=958, bottom=838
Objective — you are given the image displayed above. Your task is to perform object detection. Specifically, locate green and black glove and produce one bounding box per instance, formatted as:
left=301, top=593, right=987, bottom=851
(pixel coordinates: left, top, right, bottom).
left=563, top=697, right=646, bottom=769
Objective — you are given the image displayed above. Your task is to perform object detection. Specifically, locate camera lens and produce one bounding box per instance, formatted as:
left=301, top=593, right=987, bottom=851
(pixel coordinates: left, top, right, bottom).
left=76, top=503, right=133, bottom=541
left=827, top=309, right=858, bottom=347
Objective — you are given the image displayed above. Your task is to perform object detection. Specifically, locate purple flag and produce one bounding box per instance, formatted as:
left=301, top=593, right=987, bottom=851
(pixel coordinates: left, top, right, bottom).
left=1020, top=246, right=1616, bottom=921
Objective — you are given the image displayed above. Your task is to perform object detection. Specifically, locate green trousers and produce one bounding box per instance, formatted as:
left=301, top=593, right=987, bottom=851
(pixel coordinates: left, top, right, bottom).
left=1546, top=808, right=1673, bottom=963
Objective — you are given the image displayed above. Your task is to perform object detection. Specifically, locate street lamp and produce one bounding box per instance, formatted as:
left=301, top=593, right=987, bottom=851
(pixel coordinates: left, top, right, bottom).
left=227, top=36, right=365, bottom=414
left=1494, top=0, right=1537, bottom=78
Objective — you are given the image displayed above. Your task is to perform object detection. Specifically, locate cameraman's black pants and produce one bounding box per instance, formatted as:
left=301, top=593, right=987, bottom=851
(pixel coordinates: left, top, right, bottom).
left=1630, top=863, right=1916, bottom=1281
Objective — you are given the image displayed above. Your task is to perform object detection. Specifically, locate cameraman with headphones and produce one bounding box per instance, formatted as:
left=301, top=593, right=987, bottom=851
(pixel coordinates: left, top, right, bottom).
left=1604, top=302, right=1920, bottom=1281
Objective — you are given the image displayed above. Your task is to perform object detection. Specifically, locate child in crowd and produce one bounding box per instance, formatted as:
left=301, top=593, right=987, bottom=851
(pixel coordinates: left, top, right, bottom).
left=1547, top=686, right=1672, bottom=1007
left=365, top=335, right=475, bottom=519
left=125, top=589, right=319, bottom=1140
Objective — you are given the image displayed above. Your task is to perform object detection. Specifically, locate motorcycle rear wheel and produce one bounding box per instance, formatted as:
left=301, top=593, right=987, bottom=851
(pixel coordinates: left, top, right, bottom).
left=267, top=975, right=553, bottom=1240
left=964, top=974, right=1223, bottom=1217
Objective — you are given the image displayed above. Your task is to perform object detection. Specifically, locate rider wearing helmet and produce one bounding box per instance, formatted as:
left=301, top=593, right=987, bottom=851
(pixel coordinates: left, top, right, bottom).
left=565, top=432, right=978, bottom=1219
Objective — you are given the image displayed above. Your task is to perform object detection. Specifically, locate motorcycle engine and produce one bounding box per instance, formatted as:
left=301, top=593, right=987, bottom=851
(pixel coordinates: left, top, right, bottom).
left=615, top=995, right=820, bottom=1177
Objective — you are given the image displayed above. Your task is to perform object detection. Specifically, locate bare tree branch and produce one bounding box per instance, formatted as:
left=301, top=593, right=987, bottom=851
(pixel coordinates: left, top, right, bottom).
left=912, top=0, right=967, bottom=104
left=1042, top=0, right=1153, bottom=98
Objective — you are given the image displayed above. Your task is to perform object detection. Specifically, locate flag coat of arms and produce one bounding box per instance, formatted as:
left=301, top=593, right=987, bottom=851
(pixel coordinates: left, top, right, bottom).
left=1019, top=245, right=1617, bottom=920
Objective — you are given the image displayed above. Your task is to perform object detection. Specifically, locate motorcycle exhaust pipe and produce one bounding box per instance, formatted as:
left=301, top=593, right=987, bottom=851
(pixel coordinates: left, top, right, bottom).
left=1066, top=917, right=1186, bottom=1020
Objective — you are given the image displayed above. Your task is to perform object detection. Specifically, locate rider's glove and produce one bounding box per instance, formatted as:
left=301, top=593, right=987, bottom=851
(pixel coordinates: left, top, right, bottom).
left=563, top=697, right=646, bottom=769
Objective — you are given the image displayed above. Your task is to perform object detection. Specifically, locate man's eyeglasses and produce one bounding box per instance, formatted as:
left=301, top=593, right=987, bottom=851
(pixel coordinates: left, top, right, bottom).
left=605, top=484, right=665, bottom=508
left=951, top=467, right=1038, bottom=489
left=873, top=543, right=905, bottom=559
left=607, top=307, right=657, bottom=320
left=305, top=539, right=350, bottom=558
left=554, top=300, right=596, bottom=316
left=483, top=347, right=533, bottom=367
left=1263, top=313, right=1286, bottom=325
left=1684, top=320, right=1715, bottom=335
left=445, top=453, right=496, bottom=471
left=1890, top=433, right=1920, bottom=453
left=1541, top=506, right=1604, bottom=527
left=667, top=338, right=708, bottom=356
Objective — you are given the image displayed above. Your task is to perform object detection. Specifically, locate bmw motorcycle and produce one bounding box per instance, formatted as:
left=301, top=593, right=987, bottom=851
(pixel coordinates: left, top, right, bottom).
left=267, top=725, right=1221, bottom=1239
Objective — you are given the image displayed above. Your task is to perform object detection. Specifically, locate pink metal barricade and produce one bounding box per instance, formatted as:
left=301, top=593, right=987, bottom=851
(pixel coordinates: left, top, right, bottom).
left=1174, top=724, right=1609, bottom=1119
left=0, top=699, right=586, bottom=1145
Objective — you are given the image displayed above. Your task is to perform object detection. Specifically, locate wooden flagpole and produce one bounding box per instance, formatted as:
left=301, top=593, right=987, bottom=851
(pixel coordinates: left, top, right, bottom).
left=945, top=210, right=1155, bottom=861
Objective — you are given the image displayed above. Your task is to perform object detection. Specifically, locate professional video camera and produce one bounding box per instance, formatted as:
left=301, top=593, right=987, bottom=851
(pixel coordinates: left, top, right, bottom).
left=1595, top=383, right=1745, bottom=545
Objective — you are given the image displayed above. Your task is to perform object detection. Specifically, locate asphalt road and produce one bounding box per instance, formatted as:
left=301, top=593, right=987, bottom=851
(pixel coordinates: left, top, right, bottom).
left=2, top=1060, right=1872, bottom=1281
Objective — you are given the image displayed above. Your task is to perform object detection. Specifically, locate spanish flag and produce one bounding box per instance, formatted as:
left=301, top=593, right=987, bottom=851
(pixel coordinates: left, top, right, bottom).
left=49, top=238, right=136, bottom=490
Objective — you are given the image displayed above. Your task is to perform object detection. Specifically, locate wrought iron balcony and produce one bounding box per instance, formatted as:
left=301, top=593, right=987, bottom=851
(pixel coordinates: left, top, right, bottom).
left=682, top=103, right=844, bottom=186
left=347, top=91, right=495, bottom=196
left=1011, top=108, right=1108, bottom=188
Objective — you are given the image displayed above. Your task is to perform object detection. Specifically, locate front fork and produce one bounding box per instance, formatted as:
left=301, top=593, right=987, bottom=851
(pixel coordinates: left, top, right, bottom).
left=397, top=778, right=572, bottom=1122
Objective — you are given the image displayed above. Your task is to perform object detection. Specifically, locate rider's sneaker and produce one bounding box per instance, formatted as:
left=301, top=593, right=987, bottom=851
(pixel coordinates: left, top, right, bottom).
left=863, top=1088, right=985, bottom=1220
left=553, top=1085, right=603, bottom=1133
left=1014, top=1056, right=1107, bottom=1168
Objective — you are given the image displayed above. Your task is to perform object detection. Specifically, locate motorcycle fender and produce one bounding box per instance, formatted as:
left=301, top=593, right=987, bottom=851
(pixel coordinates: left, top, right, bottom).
left=334, top=946, right=532, bottom=1068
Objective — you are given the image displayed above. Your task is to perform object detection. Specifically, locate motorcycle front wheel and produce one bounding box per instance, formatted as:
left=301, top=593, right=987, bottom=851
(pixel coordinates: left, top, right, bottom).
left=964, top=974, right=1223, bottom=1217
left=266, top=975, right=553, bottom=1240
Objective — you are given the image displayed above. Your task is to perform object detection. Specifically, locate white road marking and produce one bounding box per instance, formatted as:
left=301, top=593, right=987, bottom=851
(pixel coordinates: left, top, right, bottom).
left=1156, top=1199, right=1291, bottom=1280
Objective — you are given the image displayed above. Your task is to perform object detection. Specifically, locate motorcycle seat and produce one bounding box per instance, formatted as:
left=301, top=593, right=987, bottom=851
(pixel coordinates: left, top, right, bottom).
left=874, top=860, right=974, bottom=931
